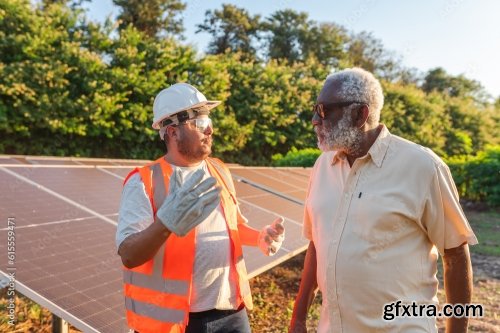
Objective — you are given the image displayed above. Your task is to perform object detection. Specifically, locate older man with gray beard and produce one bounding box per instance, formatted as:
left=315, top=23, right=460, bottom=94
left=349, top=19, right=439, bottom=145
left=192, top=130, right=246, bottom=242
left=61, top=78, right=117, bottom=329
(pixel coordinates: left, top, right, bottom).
left=289, top=68, right=477, bottom=333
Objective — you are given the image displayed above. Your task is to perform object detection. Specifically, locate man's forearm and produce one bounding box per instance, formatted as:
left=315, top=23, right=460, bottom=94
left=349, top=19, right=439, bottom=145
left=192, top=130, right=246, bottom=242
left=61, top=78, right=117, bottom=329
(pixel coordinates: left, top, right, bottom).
left=290, top=241, right=319, bottom=332
left=443, top=243, right=473, bottom=333
left=118, top=218, right=171, bottom=268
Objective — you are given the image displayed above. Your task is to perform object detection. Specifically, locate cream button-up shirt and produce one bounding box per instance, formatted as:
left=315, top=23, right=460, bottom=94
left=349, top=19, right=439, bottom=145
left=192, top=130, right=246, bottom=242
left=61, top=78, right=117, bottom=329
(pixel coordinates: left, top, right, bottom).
left=304, top=125, right=477, bottom=332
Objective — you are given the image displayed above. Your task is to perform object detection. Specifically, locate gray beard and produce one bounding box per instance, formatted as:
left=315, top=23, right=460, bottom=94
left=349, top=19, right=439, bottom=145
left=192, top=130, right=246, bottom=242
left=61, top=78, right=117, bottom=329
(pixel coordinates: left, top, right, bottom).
left=315, top=112, right=363, bottom=155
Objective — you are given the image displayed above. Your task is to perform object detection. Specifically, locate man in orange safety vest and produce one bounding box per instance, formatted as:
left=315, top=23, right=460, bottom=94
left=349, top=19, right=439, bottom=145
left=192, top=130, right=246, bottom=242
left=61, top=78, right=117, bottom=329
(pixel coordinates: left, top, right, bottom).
left=116, top=83, right=285, bottom=333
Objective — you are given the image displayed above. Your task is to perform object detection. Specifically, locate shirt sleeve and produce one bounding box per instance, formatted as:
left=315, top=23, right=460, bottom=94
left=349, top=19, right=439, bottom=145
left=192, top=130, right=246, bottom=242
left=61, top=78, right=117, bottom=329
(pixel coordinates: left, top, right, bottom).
left=303, top=166, right=316, bottom=241
left=236, top=203, right=249, bottom=225
left=421, top=161, right=478, bottom=256
left=115, top=173, right=154, bottom=250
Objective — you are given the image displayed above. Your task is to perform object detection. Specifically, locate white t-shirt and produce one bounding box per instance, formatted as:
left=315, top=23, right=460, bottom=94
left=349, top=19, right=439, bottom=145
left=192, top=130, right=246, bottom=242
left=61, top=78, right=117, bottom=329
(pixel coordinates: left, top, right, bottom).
left=116, top=160, right=239, bottom=311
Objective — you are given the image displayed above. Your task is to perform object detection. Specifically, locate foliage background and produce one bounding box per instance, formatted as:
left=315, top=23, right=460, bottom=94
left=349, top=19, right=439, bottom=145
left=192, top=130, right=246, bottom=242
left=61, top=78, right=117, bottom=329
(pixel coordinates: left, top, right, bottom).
left=1, top=0, right=498, bottom=204
left=0, top=3, right=499, bottom=333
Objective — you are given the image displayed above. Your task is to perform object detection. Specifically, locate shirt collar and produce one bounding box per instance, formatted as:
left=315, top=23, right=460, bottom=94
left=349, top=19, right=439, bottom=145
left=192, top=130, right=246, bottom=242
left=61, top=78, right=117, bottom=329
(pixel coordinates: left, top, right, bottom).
left=330, top=124, right=391, bottom=168
left=331, top=150, right=346, bottom=165
left=368, top=124, right=391, bottom=168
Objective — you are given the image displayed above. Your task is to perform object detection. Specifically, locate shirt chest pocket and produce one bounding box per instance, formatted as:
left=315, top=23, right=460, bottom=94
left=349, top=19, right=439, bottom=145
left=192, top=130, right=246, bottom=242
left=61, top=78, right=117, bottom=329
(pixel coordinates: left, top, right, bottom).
left=348, top=193, right=419, bottom=251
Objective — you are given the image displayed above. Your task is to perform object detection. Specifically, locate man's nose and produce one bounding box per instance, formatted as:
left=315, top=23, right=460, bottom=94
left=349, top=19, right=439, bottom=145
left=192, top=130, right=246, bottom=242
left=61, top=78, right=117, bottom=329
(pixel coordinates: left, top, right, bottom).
left=204, top=124, right=213, bottom=135
left=312, top=112, right=322, bottom=127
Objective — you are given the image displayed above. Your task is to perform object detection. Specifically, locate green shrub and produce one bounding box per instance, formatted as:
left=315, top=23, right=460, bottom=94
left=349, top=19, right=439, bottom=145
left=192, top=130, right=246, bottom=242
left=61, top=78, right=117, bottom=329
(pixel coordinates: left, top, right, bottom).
left=446, top=146, right=499, bottom=207
left=1, top=1, right=498, bottom=166
left=272, top=147, right=321, bottom=167
left=275, top=146, right=500, bottom=207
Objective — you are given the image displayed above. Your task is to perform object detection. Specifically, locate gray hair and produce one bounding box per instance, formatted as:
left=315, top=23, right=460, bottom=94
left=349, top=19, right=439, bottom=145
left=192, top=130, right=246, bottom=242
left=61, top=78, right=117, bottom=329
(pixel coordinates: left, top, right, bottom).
left=326, top=67, right=384, bottom=126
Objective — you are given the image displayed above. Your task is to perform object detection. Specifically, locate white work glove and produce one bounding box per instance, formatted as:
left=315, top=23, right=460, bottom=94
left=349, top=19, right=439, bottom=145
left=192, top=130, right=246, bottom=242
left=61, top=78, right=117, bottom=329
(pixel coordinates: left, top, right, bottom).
left=258, top=217, right=285, bottom=256
left=156, top=169, right=221, bottom=237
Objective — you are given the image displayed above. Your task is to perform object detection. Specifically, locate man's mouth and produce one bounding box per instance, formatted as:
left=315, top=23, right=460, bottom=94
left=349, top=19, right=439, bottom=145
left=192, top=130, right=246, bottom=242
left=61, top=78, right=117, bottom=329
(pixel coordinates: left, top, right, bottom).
left=314, top=127, right=324, bottom=139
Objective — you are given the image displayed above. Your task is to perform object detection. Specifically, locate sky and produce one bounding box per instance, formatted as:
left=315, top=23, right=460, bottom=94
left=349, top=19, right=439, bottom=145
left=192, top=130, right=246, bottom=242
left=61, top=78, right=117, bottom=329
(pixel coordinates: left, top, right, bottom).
left=83, top=0, right=500, bottom=98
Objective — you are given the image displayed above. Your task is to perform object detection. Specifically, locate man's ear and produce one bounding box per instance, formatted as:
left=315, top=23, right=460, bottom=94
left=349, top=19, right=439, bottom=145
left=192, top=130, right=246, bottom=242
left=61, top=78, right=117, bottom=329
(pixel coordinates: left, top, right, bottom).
left=167, top=126, right=177, bottom=138
left=355, top=105, right=370, bottom=128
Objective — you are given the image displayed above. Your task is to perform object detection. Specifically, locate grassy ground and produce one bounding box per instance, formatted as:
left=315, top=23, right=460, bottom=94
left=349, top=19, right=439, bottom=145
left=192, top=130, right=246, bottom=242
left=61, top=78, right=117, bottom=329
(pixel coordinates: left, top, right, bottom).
left=1, top=208, right=498, bottom=332
left=465, top=209, right=500, bottom=257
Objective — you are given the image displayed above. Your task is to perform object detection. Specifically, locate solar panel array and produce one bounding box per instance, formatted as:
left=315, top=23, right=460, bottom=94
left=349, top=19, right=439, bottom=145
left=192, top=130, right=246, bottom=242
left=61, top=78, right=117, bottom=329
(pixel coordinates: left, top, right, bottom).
left=0, top=155, right=311, bottom=332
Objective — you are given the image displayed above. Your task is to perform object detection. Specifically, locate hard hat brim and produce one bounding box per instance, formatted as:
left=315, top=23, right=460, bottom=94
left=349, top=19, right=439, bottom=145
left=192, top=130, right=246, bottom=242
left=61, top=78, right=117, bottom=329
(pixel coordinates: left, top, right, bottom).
left=152, top=100, right=221, bottom=129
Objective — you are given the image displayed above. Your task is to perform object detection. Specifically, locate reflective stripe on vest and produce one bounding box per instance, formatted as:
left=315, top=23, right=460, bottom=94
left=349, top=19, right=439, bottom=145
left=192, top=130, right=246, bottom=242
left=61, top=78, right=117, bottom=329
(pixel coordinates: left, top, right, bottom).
left=123, top=271, right=188, bottom=295
left=125, top=296, right=185, bottom=323
left=123, top=156, right=252, bottom=333
left=126, top=310, right=183, bottom=333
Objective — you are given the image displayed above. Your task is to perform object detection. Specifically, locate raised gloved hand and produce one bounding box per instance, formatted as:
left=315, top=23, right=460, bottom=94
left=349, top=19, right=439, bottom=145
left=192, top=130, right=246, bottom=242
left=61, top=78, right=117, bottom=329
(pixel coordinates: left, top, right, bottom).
left=156, top=169, right=221, bottom=237
left=258, top=217, right=285, bottom=256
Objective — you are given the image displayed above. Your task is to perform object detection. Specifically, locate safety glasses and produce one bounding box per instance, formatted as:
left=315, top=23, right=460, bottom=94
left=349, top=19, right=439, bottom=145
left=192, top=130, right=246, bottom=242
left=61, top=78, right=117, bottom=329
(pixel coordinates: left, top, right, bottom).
left=180, top=117, right=213, bottom=133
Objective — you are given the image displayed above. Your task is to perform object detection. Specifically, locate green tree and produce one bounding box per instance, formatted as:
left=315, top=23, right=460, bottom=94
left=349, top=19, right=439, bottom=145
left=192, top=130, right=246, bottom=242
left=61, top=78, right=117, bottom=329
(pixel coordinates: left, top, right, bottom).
left=444, top=130, right=473, bottom=157
left=443, top=98, right=498, bottom=154
left=422, top=67, right=490, bottom=104
left=447, top=146, right=500, bottom=206
left=41, top=0, right=68, bottom=6
left=0, top=0, right=116, bottom=155
left=381, top=82, right=448, bottom=155
left=113, top=0, right=186, bottom=39
left=40, top=0, right=89, bottom=10
left=301, top=22, right=350, bottom=68
left=196, top=4, right=261, bottom=57
left=218, top=55, right=327, bottom=164
left=0, top=0, right=191, bottom=158
left=106, top=25, right=200, bottom=158
left=262, top=9, right=312, bottom=63
left=178, top=53, right=251, bottom=157
left=346, top=31, right=402, bottom=80
left=1, top=0, right=498, bottom=169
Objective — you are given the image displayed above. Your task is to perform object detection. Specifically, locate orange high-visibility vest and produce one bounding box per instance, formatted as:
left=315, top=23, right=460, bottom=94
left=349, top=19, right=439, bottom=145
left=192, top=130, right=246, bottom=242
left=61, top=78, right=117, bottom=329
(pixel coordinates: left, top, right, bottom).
left=122, top=156, right=253, bottom=333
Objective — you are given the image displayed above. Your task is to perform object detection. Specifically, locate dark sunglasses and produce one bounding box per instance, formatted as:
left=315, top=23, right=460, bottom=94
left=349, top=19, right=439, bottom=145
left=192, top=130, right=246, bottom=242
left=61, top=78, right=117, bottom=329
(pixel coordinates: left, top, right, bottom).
left=312, top=101, right=366, bottom=119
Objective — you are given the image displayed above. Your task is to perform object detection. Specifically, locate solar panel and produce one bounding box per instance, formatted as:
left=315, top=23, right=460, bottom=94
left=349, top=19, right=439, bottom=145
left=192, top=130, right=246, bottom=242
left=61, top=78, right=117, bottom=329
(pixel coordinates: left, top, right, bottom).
left=230, top=167, right=311, bottom=203
left=26, top=158, right=80, bottom=165
left=233, top=180, right=308, bottom=277
left=99, top=167, right=136, bottom=179
left=4, top=155, right=149, bottom=167
left=12, top=166, right=123, bottom=217
left=235, top=181, right=304, bottom=225
left=0, top=156, right=23, bottom=165
left=0, top=216, right=123, bottom=333
left=0, top=169, right=91, bottom=227
left=0, top=155, right=311, bottom=333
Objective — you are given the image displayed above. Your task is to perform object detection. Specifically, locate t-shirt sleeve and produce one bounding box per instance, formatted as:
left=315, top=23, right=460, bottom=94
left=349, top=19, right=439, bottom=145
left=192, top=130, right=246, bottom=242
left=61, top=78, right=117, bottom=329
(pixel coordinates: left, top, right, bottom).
left=421, top=161, right=478, bottom=256
left=116, top=173, right=154, bottom=250
left=236, top=202, right=249, bottom=225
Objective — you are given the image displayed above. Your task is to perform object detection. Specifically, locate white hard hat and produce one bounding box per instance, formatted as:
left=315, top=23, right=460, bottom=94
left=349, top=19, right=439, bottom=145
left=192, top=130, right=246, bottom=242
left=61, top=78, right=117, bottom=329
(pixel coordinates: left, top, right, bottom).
left=152, top=83, right=221, bottom=129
